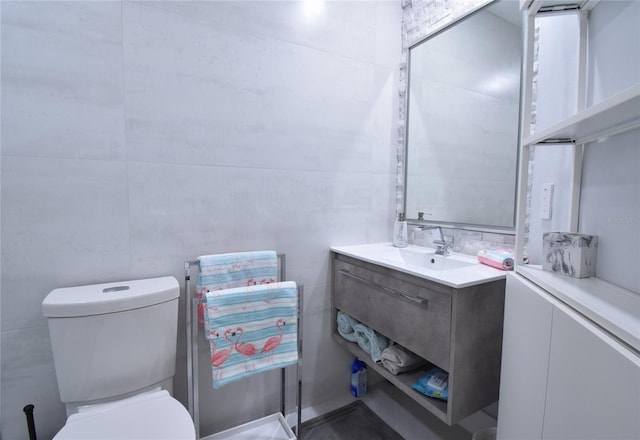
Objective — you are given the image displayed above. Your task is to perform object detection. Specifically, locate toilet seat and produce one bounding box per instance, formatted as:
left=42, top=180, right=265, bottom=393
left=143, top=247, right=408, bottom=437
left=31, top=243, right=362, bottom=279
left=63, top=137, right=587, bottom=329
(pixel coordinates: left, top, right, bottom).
left=54, top=390, right=195, bottom=439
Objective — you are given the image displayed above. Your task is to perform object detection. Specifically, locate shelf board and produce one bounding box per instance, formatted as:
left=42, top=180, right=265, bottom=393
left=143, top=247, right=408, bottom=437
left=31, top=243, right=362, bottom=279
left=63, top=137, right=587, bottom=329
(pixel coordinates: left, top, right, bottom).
left=331, top=332, right=449, bottom=424
left=528, top=0, right=603, bottom=14
left=204, top=412, right=295, bottom=440
left=515, top=265, right=640, bottom=352
left=523, top=84, right=640, bottom=146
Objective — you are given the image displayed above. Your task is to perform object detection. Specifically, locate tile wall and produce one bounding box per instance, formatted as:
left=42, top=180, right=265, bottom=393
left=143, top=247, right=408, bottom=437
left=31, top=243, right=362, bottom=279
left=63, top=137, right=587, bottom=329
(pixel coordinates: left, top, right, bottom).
left=0, top=1, right=402, bottom=438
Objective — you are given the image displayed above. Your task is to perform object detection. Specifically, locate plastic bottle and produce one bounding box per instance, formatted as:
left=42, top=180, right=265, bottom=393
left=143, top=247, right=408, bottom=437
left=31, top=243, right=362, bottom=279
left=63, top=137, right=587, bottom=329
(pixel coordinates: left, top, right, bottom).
left=392, top=212, right=408, bottom=248
left=350, top=358, right=367, bottom=397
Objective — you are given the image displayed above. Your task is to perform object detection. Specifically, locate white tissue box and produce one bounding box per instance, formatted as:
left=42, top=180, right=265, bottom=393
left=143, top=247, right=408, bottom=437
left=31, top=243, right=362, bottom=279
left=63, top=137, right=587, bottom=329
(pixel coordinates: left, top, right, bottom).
left=542, top=232, right=598, bottom=278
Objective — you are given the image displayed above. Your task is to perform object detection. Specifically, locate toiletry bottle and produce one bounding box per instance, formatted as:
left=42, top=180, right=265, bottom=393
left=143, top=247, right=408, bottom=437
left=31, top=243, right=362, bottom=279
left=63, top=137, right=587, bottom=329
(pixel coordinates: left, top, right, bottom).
left=350, top=358, right=367, bottom=398
left=392, top=212, right=408, bottom=248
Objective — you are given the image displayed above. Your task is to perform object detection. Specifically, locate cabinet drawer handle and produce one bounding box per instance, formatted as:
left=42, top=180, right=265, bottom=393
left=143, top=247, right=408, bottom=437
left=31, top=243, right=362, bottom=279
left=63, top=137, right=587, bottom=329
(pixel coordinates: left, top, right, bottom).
left=339, top=269, right=428, bottom=306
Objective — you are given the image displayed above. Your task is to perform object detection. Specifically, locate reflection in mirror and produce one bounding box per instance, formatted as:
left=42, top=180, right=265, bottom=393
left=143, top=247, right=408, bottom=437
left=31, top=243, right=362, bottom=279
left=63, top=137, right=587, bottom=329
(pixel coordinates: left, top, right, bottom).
left=405, top=0, right=522, bottom=229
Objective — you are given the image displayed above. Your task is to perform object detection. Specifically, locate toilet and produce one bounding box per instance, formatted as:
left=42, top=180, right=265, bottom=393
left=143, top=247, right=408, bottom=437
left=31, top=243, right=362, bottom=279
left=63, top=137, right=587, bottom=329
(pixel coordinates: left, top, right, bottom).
left=42, top=276, right=196, bottom=439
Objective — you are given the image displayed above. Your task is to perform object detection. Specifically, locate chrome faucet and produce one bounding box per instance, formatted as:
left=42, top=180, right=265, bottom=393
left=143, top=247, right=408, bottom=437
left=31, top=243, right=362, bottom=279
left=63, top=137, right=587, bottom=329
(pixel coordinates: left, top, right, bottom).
left=414, top=225, right=453, bottom=255
left=434, top=239, right=453, bottom=256
left=412, top=224, right=453, bottom=255
left=426, top=226, right=452, bottom=255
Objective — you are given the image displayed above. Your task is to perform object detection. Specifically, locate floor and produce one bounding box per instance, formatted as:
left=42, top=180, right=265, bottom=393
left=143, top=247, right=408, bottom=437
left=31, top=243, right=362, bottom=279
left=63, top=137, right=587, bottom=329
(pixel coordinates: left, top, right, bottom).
left=301, top=379, right=497, bottom=440
left=300, top=400, right=403, bottom=440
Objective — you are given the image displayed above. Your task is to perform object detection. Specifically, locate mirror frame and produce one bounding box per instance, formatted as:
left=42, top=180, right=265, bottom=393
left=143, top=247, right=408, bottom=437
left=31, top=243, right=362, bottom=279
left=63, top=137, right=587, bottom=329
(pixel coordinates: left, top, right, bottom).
left=402, top=0, right=524, bottom=232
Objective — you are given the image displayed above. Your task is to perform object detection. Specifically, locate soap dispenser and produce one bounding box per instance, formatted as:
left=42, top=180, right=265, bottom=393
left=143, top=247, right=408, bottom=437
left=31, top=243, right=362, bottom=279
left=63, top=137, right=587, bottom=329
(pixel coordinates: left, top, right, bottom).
left=393, top=212, right=408, bottom=248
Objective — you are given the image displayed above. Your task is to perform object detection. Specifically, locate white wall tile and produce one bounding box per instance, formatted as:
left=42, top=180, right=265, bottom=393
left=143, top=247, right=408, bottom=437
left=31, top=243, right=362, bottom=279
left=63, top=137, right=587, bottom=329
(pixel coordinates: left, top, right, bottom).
left=123, top=1, right=387, bottom=174
left=127, top=162, right=392, bottom=288
left=134, top=0, right=384, bottom=66
left=1, top=1, right=125, bottom=160
left=579, top=129, right=640, bottom=293
left=528, top=145, right=574, bottom=264
left=587, top=1, right=640, bottom=106
left=534, top=12, right=580, bottom=133
left=1, top=326, right=66, bottom=440
left=1, top=157, right=131, bottom=331
left=301, top=300, right=354, bottom=407
left=220, top=0, right=380, bottom=65
left=1, top=1, right=400, bottom=437
left=375, top=1, right=403, bottom=69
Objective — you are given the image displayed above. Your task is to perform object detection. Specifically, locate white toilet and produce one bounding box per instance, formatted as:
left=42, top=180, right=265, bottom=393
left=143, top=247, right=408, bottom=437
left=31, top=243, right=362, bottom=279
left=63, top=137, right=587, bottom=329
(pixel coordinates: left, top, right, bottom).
left=42, top=276, right=196, bottom=439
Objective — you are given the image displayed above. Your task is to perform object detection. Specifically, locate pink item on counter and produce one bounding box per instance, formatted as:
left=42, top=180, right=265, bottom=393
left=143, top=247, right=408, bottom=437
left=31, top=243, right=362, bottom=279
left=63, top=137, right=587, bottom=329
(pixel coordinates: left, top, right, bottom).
left=477, top=249, right=514, bottom=271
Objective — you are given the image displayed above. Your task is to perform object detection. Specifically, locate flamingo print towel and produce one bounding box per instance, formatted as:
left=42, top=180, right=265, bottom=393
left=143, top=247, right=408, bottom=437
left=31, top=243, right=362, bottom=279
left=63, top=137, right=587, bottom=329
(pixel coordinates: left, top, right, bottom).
left=206, top=281, right=298, bottom=389
left=196, top=251, right=278, bottom=337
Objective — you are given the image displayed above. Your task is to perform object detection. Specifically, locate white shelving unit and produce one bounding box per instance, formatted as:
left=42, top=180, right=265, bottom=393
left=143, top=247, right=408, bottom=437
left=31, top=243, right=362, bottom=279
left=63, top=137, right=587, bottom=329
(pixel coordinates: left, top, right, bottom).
left=512, top=0, right=640, bottom=359
left=521, top=84, right=640, bottom=147
left=497, top=272, right=640, bottom=440
left=501, top=3, right=639, bottom=438
left=516, top=265, right=640, bottom=351
left=514, top=0, right=640, bottom=275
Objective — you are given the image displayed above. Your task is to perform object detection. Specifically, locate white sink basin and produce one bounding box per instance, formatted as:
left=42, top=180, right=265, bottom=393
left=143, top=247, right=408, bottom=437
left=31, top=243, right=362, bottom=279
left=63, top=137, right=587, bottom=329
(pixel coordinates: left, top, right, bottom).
left=398, top=248, right=475, bottom=271
left=331, top=243, right=507, bottom=288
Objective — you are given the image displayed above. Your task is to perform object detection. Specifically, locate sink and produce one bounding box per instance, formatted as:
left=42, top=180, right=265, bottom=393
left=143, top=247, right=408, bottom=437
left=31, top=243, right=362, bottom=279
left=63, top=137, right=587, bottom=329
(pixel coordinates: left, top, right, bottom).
left=422, top=252, right=475, bottom=271
left=331, top=243, right=507, bottom=288
left=397, top=247, right=429, bottom=266
left=398, top=248, right=475, bottom=271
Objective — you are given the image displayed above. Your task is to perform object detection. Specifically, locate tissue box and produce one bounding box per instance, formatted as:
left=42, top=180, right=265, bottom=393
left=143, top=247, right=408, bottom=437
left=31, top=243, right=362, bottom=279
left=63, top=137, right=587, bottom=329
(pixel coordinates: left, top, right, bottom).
left=542, top=232, right=598, bottom=278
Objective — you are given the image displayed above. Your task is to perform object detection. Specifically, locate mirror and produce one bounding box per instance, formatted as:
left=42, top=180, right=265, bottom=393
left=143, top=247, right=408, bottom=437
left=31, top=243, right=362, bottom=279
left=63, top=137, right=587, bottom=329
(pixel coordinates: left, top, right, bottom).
left=404, top=0, right=522, bottom=229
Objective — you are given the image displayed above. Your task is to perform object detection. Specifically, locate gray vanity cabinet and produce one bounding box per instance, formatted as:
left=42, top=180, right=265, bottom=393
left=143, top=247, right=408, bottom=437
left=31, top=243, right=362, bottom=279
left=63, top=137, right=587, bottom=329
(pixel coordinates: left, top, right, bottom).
left=331, top=252, right=506, bottom=425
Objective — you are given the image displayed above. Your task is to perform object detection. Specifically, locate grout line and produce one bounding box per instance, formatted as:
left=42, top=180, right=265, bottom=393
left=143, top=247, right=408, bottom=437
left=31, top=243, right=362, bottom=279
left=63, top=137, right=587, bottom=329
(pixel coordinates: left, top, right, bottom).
left=120, top=0, right=134, bottom=279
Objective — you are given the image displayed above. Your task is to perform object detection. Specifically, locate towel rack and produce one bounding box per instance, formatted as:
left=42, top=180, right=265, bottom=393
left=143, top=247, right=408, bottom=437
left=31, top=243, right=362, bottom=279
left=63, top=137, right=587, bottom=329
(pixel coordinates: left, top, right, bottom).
left=184, top=254, right=303, bottom=440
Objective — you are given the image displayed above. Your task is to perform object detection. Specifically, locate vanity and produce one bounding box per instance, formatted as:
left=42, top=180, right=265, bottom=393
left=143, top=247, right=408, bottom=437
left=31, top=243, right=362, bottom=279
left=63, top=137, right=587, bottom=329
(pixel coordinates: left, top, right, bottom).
left=330, top=243, right=507, bottom=425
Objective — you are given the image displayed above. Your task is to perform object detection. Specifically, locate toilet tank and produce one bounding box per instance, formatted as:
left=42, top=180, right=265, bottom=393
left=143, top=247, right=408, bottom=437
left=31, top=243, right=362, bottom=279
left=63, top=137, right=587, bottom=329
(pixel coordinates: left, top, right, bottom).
left=42, top=276, right=180, bottom=405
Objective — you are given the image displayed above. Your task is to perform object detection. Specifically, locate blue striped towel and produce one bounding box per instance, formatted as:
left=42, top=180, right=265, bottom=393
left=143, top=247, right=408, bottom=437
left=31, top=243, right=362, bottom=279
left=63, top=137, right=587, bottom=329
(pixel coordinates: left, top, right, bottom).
left=206, top=281, right=298, bottom=389
left=196, top=251, right=278, bottom=337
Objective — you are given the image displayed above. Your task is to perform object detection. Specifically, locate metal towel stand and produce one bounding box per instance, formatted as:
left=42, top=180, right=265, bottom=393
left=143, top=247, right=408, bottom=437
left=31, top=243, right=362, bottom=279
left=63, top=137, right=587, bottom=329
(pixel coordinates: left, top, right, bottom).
left=184, top=254, right=303, bottom=439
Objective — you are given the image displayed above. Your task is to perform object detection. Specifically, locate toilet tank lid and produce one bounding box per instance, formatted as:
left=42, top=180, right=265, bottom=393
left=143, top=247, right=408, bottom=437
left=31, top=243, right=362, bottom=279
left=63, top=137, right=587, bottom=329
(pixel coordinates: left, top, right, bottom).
left=43, top=276, right=179, bottom=317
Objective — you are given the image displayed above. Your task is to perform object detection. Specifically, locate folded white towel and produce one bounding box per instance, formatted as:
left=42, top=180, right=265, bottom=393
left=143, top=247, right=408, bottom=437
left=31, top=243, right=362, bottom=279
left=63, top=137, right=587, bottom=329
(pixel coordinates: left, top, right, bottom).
left=380, top=345, right=426, bottom=375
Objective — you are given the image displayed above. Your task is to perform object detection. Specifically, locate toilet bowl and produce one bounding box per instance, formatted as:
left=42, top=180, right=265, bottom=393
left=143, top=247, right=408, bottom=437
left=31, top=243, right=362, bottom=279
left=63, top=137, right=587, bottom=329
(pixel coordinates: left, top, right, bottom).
left=54, top=390, right=195, bottom=439
left=43, top=276, right=195, bottom=440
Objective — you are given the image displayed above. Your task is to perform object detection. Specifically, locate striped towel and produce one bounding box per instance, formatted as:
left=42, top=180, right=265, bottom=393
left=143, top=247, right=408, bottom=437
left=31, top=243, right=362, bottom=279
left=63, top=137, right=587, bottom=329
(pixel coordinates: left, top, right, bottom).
left=196, top=251, right=278, bottom=337
left=206, top=281, right=299, bottom=389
